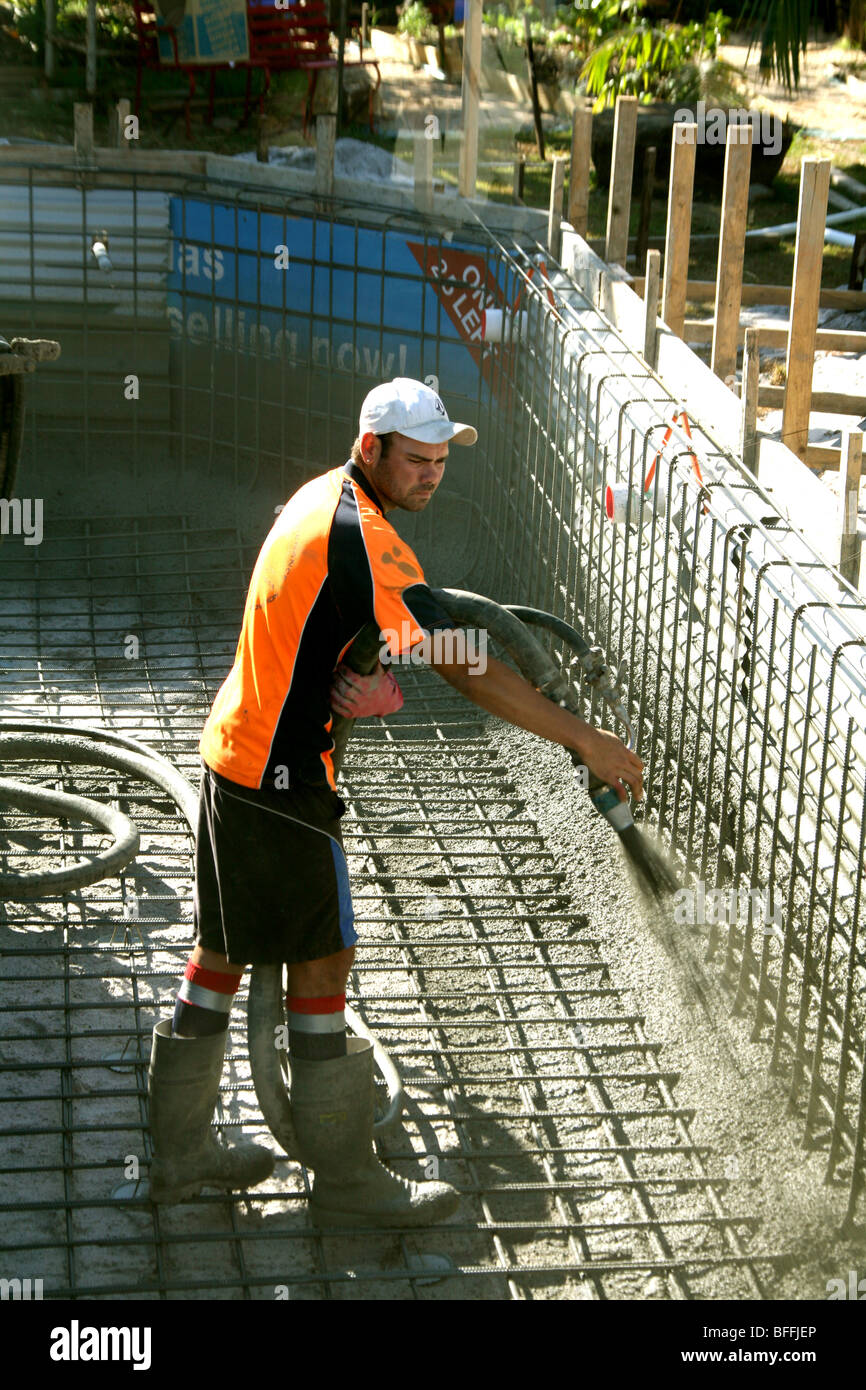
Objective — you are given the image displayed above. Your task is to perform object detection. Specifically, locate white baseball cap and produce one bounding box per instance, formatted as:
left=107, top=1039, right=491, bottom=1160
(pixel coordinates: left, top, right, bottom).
left=359, top=377, right=477, bottom=446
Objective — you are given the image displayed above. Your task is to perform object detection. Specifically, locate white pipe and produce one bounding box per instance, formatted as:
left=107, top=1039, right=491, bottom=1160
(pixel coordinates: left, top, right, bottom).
left=605, top=479, right=667, bottom=526
left=90, top=239, right=112, bottom=272
left=746, top=204, right=866, bottom=241
left=824, top=228, right=856, bottom=249
left=828, top=188, right=861, bottom=212
left=86, top=0, right=97, bottom=97
left=831, top=168, right=866, bottom=200
left=482, top=308, right=528, bottom=342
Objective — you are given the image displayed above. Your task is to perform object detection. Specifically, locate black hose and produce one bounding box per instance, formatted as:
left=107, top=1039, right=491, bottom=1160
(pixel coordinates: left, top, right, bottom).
left=0, top=376, right=23, bottom=503
left=327, top=621, right=387, bottom=775
left=430, top=587, right=581, bottom=710
left=500, top=604, right=634, bottom=748
left=502, top=604, right=595, bottom=660
left=430, top=588, right=679, bottom=903
left=430, top=588, right=575, bottom=705
left=430, top=586, right=616, bottom=805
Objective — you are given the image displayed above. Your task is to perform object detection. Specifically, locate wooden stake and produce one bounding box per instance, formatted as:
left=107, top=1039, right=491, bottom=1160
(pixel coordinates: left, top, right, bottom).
left=782, top=158, right=831, bottom=460
left=414, top=130, right=433, bottom=215
left=568, top=102, right=592, bottom=238
left=360, top=1, right=369, bottom=52
left=661, top=122, right=697, bottom=337
left=839, top=430, right=862, bottom=586
left=314, top=114, right=336, bottom=196
left=113, top=99, right=131, bottom=151
left=86, top=0, right=97, bottom=97
left=548, top=155, right=565, bottom=260
left=741, top=326, right=760, bottom=474
left=681, top=320, right=866, bottom=352
left=524, top=13, right=545, bottom=161
left=74, top=103, right=94, bottom=160
left=459, top=0, right=482, bottom=197
left=648, top=278, right=866, bottom=310
left=848, top=230, right=866, bottom=291
left=256, top=112, right=269, bottom=164
left=634, top=144, right=657, bottom=276
left=643, top=247, right=660, bottom=369
left=336, top=0, right=348, bottom=134
left=760, top=386, right=866, bottom=413
left=605, top=95, right=637, bottom=268
left=512, top=157, right=525, bottom=205
left=711, top=122, right=753, bottom=383
left=45, top=0, right=57, bottom=80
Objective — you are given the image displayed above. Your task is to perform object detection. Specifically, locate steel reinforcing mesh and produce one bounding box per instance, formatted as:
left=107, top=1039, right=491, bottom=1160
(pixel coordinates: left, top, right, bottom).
left=0, top=162, right=863, bottom=1299
left=471, top=230, right=866, bottom=1216
left=0, top=511, right=770, bottom=1299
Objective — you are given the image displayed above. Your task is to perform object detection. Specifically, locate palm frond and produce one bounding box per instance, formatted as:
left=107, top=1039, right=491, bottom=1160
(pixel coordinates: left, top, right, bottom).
left=737, top=0, right=816, bottom=91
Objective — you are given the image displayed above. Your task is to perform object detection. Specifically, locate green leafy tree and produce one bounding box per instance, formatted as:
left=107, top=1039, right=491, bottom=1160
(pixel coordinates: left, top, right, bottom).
left=737, top=0, right=815, bottom=88
left=581, top=3, right=736, bottom=107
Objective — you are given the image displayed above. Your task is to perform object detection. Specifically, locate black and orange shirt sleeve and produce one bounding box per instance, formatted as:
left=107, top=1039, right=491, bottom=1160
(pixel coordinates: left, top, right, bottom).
left=329, top=463, right=457, bottom=661
left=199, top=461, right=456, bottom=794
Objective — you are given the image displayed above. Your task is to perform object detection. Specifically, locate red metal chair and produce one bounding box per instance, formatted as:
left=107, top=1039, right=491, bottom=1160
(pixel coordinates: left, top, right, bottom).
left=245, top=1, right=381, bottom=135
left=133, top=1, right=381, bottom=138
left=133, top=1, right=221, bottom=138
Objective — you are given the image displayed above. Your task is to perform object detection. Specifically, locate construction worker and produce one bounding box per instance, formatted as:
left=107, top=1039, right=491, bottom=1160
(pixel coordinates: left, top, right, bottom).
left=147, top=377, right=643, bottom=1227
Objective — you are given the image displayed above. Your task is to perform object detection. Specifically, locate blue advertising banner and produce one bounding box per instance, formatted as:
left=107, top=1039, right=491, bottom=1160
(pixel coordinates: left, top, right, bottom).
left=165, top=197, right=511, bottom=395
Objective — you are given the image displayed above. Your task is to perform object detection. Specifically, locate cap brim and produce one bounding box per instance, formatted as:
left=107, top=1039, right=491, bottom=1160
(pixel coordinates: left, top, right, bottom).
left=402, top=420, right=478, bottom=446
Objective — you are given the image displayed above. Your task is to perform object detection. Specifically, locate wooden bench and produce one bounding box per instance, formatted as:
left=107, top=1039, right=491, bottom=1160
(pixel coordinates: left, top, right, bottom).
left=134, top=1, right=380, bottom=137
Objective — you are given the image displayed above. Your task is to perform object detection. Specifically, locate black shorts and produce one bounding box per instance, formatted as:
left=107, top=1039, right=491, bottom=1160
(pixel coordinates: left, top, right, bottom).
left=193, top=763, right=358, bottom=965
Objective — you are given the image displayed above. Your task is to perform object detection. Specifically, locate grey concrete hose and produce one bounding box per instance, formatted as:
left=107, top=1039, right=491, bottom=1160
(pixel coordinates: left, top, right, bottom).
left=0, top=723, right=199, bottom=899
left=430, top=590, right=678, bottom=903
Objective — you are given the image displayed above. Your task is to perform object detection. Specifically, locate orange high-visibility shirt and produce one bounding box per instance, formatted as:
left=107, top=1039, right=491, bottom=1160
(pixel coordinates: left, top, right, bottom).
left=199, top=461, right=456, bottom=791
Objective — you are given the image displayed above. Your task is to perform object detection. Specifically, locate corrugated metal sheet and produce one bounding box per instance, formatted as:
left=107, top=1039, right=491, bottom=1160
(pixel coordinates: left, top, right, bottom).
left=0, top=186, right=170, bottom=312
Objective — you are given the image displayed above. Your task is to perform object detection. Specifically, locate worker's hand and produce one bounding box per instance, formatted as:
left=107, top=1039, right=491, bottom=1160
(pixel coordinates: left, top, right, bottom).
left=580, top=727, right=644, bottom=803
left=330, top=662, right=404, bottom=718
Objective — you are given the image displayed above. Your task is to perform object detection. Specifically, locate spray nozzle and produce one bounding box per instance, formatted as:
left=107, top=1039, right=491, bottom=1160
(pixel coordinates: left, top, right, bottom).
left=589, top=784, right=635, bottom=833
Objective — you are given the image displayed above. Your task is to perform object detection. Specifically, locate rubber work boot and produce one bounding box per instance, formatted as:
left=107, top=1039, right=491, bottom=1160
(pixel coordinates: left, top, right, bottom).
left=147, top=1020, right=274, bottom=1203
left=290, top=1037, right=459, bottom=1228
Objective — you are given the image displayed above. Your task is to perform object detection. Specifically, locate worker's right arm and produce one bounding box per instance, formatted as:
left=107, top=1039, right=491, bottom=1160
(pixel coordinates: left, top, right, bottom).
left=344, top=502, right=642, bottom=798
left=428, top=650, right=644, bottom=802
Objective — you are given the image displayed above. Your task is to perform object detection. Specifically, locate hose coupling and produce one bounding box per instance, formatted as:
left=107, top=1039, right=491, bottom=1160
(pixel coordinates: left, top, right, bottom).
left=538, top=671, right=573, bottom=706
left=589, top=784, right=634, bottom=833
left=579, top=646, right=625, bottom=699
left=571, top=649, right=634, bottom=749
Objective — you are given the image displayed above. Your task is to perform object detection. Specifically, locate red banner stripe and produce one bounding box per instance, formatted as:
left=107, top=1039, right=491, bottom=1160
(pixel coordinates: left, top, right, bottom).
left=184, top=962, right=242, bottom=995
left=285, top=993, right=346, bottom=1015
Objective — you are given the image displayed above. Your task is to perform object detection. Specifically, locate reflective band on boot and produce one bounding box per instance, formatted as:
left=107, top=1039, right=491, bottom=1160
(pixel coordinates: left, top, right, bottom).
left=147, top=1020, right=274, bottom=1204
left=290, top=1037, right=458, bottom=1228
